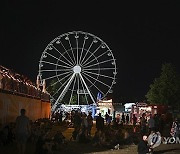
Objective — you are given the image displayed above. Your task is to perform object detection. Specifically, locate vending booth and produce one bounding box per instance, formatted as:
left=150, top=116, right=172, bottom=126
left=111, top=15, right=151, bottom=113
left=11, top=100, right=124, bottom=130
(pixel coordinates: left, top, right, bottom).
left=96, top=99, right=114, bottom=118
left=131, top=102, right=171, bottom=122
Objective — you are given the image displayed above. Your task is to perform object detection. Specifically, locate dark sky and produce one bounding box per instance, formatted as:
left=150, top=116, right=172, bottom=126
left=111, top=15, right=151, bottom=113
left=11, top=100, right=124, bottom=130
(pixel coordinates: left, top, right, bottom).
left=1, top=1, right=180, bottom=102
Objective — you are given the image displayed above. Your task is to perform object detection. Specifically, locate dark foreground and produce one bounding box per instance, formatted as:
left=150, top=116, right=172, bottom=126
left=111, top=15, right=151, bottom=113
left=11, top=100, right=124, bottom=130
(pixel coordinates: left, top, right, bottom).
left=0, top=124, right=180, bottom=154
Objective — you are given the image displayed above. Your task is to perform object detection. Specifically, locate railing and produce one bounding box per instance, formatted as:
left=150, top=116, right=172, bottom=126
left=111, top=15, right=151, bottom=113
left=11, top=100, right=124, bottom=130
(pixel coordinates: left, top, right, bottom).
left=0, top=81, right=50, bottom=102
left=0, top=68, right=50, bottom=102
left=0, top=88, right=50, bottom=102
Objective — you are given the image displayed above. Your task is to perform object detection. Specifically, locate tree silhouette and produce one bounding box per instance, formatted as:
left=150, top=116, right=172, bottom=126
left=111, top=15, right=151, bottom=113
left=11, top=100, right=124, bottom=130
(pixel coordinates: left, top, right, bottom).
left=146, top=63, right=180, bottom=109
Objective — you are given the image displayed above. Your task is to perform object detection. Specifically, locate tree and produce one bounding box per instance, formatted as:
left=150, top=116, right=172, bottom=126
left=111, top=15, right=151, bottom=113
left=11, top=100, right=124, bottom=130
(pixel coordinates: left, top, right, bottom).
left=145, top=63, right=180, bottom=108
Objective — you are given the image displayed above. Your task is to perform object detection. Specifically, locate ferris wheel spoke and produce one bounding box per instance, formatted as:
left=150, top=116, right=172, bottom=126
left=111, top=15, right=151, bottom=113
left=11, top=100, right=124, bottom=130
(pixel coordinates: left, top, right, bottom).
left=82, top=71, right=111, bottom=89
left=56, top=72, right=73, bottom=85
left=80, top=41, right=93, bottom=65
left=69, top=76, right=76, bottom=105
left=79, top=75, right=89, bottom=105
left=82, top=44, right=101, bottom=66
left=79, top=38, right=86, bottom=65
left=67, top=36, right=76, bottom=64
left=45, top=51, right=59, bottom=61
left=55, top=73, right=76, bottom=104
left=83, top=59, right=114, bottom=69
left=52, top=45, right=73, bottom=66
left=79, top=73, right=96, bottom=104
left=52, top=73, right=74, bottom=98
left=83, top=70, right=114, bottom=80
left=56, top=40, right=75, bottom=65
left=40, top=68, right=71, bottom=72
left=83, top=50, right=109, bottom=67
left=75, top=34, right=79, bottom=64
left=43, top=71, right=72, bottom=81
left=81, top=73, right=105, bottom=96
left=41, top=60, right=71, bottom=69
left=45, top=51, right=72, bottom=67
left=47, top=72, right=72, bottom=92
left=83, top=67, right=116, bottom=71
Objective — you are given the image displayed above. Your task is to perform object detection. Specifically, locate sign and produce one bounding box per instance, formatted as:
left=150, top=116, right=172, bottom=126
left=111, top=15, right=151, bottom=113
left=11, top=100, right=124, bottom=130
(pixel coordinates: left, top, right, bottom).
left=137, top=102, right=147, bottom=107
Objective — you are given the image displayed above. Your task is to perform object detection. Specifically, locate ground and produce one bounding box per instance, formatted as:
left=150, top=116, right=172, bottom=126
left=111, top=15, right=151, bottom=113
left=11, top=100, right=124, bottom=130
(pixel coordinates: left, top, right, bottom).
left=0, top=123, right=180, bottom=154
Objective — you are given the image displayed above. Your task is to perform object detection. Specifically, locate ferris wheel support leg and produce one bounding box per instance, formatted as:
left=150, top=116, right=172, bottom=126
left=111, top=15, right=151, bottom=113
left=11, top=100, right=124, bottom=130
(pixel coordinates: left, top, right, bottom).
left=79, top=73, right=96, bottom=105
left=52, top=73, right=75, bottom=112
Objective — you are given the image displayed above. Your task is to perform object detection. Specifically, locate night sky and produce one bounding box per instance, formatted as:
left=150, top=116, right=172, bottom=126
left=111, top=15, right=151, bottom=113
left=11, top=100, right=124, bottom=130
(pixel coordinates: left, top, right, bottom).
left=1, top=1, right=180, bottom=102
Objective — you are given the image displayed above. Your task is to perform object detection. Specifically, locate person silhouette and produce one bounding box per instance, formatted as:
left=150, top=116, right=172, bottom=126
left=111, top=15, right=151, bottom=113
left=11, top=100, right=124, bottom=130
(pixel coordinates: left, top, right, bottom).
left=15, top=109, right=30, bottom=154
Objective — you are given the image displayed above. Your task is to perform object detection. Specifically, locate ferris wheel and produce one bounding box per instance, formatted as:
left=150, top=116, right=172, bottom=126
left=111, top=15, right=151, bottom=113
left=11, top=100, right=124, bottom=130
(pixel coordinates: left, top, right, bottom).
left=38, top=31, right=117, bottom=111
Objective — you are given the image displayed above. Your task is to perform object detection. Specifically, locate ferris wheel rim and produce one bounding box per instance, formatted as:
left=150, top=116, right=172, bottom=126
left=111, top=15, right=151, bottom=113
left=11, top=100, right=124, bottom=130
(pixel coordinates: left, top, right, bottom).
left=38, top=31, right=117, bottom=108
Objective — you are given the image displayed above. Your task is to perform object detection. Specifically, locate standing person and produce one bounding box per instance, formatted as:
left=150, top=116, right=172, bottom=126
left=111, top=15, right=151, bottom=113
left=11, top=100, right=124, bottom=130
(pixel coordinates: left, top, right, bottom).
left=87, top=112, right=93, bottom=136
left=81, top=113, right=88, bottom=135
left=132, top=114, right=137, bottom=132
left=105, top=112, right=109, bottom=124
left=154, top=114, right=160, bottom=132
left=147, top=114, right=155, bottom=135
left=126, top=114, right=130, bottom=124
left=72, top=110, right=82, bottom=140
left=15, top=109, right=30, bottom=154
left=132, top=114, right=137, bottom=126
left=140, top=113, right=147, bottom=136
left=116, top=114, right=120, bottom=124
left=96, top=113, right=104, bottom=132
left=59, top=111, right=63, bottom=123
left=121, top=113, right=125, bottom=124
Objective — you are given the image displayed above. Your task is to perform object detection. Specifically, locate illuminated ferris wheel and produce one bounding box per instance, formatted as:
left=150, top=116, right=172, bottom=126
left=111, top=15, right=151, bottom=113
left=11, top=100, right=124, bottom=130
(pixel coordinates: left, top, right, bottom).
left=38, top=31, right=117, bottom=111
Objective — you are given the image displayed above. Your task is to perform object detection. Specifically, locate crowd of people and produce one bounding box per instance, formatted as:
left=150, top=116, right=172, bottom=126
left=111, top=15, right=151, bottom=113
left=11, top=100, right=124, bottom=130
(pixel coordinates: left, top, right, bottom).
left=0, top=65, right=49, bottom=101
left=65, top=111, right=136, bottom=149
left=0, top=109, right=139, bottom=154
left=0, top=108, right=179, bottom=154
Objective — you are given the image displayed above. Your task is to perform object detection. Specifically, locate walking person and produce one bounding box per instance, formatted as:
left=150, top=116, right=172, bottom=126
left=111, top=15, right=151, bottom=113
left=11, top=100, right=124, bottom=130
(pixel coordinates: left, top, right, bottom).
left=15, top=108, right=30, bottom=154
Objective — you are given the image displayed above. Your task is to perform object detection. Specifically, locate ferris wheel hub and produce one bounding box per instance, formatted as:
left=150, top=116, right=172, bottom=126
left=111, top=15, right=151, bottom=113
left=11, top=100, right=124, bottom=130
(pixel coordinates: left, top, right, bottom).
left=73, top=65, right=81, bottom=73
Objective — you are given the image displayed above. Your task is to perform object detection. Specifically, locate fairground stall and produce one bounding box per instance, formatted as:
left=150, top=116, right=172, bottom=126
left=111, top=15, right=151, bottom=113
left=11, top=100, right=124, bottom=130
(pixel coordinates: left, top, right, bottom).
left=131, top=102, right=172, bottom=122
left=96, top=99, right=114, bottom=118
